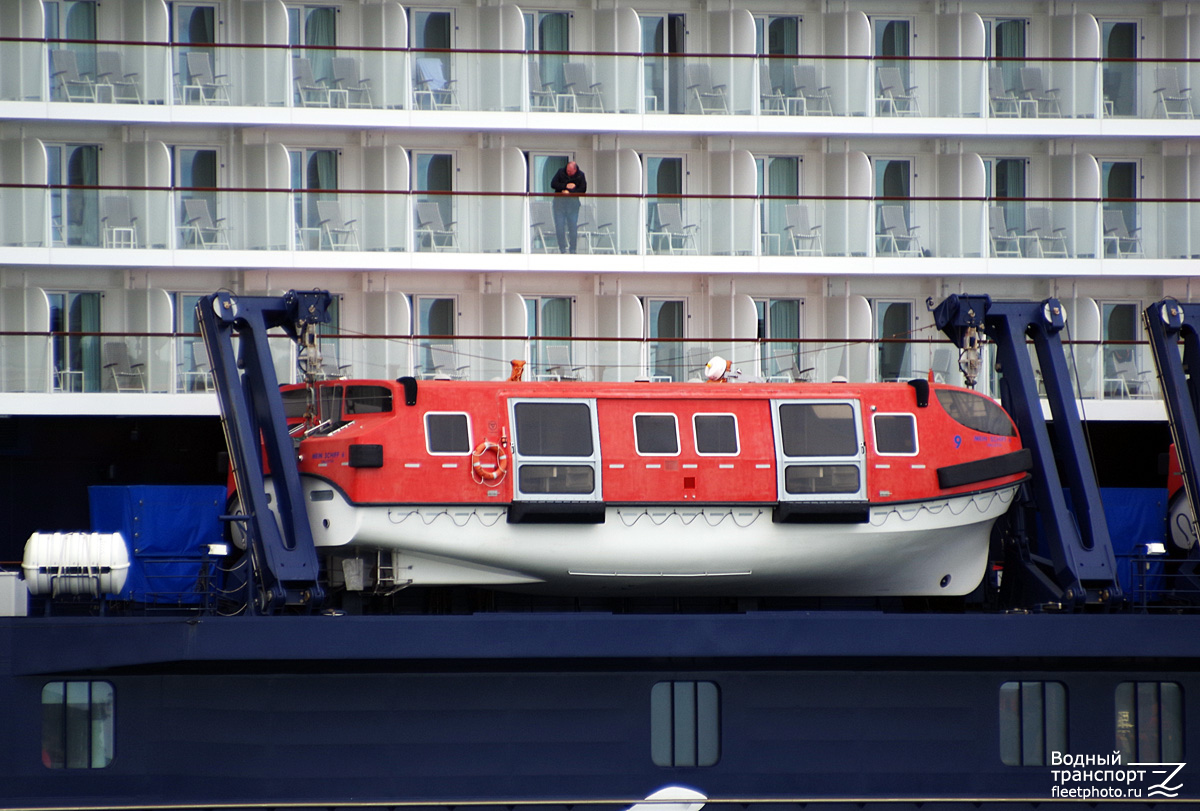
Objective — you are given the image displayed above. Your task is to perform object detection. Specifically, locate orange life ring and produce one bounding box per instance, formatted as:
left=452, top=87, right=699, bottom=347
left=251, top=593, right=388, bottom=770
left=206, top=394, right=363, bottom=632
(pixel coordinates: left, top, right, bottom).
left=471, top=440, right=509, bottom=484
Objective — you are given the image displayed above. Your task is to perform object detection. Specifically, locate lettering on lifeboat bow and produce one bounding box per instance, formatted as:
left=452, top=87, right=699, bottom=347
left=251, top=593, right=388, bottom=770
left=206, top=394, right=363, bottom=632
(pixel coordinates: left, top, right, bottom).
left=936, top=448, right=1033, bottom=489
left=471, top=440, right=509, bottom=485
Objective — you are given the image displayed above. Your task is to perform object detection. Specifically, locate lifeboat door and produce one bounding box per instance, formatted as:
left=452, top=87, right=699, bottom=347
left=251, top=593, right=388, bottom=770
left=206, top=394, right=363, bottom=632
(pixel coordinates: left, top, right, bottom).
left=770, top=399, right=867, bottom=504
left=507, top=397, right=603, bottom=506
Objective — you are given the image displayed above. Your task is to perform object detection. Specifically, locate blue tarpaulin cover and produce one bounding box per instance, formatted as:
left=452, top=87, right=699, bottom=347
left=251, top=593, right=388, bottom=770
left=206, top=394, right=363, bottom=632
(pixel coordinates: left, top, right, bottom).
left=1101, top=487, right=1168, bottom=597
left=89, top=485, right=227, bottom=602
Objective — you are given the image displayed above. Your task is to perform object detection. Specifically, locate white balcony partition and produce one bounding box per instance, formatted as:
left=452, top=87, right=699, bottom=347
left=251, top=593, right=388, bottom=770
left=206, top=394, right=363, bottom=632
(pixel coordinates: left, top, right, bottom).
left=480, top=146, right=525, bottom=254
left=1062, top=297, right=1101, bottom=399
left=363, top=3, right=409, bottom=111
left=823, top=151, right=872, bottom=258
left=117, top=288, right=172, bottom=392
left=936, top=13, right=985, bottom=118
left=0, top=0, right=45, bottom=101
left=0, top=288, right=50, bottom=392
left=824, top=11, right=870, bottom=117
left=1051, top=153, right=1100, bottom=258
left=363, top=290, right=411, bottom=380
left=1049, top=12, right=1100, bottom=118
left=711, top=294, right=757, bottom=372
left=480, top=5, right=524, bottom=113
left=480, top=292, right=527, bottom=382
left=363, top=145, right=409, bottom=252
left=0, top=139, right=47, bottom=248
left=708, top=150, right=756, bottom=256
left=245, top=143, right=290, bottom=251
left=122, top=141, right=170, bottom=249
left=596, top=294, right=643, bottom=382
left=1163, top=153, right=1200, bottom=260
left=937, top=152, right=986, bottom=258
left=243, top=0, right=288, bottom=108
left=826, top=294, right=871, bottom=383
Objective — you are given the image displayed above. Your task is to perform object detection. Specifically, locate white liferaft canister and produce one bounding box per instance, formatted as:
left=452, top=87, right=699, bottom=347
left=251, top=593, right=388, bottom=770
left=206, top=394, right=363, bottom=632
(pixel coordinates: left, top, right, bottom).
left=21, top=532, right=130, bottom=597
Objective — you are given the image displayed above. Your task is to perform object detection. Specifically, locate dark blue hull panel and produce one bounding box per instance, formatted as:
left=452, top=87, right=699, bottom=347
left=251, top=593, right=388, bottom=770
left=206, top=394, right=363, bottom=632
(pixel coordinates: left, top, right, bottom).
left=3, top=612, right=1198, bottom=809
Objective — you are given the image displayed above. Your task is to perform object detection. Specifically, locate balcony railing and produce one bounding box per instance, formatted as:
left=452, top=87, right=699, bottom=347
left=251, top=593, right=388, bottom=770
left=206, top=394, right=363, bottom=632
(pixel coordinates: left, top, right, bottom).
left=2, top=38, right=1197, bottom=122
left=4, top=186, right=1197, bottom=260
left=0, top=331, right=1161, bottom=404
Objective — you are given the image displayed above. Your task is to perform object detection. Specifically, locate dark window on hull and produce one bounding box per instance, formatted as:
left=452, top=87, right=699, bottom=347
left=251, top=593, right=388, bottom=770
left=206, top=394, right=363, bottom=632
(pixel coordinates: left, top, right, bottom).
left=1116, top=682, right=1184, bottom=762
left=1000, top=681, right=1067, bottom=766
left=42, top=681, right=114, bottom=769
left=651, top=681, right=720, bottom=767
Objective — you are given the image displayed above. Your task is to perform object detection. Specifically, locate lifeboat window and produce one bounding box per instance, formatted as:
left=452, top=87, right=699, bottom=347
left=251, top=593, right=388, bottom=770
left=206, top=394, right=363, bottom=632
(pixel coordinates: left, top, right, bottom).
left=935, top=389, right=1015, bottom=437
left=784, top=464, right=861, bottom=494
left=634, top=413, right=679, bottom=456
left=518, top=464, right=596, bottom=495
left=41, top=681, right=114, bottom=769
left=344, top=385, right=392, bottom=414
left=778, top=403, right=858, bottom=456
left=694, top=414, right=739, bottom=455
left=873, top=413, right=918, bottom=455
left=281, top=388, right=311, bottom=420
left=425, top=412, right=472, bottom=454
left=514, top=402, right=594, bottom=457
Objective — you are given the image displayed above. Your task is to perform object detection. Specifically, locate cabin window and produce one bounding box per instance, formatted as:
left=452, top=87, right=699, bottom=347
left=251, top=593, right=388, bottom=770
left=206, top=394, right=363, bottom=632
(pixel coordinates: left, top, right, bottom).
left=874, top=413, right=918, bottom=455
left=1116, top=682, right=1183, bottom=763
left=514, top=402, right=593, bottom=457
left=42, top=681, right=114, bottom=769
left=694, top=414, right=739, bottom=455
left=425, top=412, right=472, bottom=454
left=651, top=681, right=720, bottom=767
left=999, top=681, right=1067, bottom=766
left=635, top=413, right=679, bottom=455
left=344, top=385, right=392, bottom=415
left=936, top=390, right=1014, bottom=437
left=778, top=403, right=857, bottom=456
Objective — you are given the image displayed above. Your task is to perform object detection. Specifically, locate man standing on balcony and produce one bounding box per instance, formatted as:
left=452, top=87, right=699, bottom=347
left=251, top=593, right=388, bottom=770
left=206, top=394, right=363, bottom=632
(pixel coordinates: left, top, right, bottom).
left=551, top=161, right=587, bottom=254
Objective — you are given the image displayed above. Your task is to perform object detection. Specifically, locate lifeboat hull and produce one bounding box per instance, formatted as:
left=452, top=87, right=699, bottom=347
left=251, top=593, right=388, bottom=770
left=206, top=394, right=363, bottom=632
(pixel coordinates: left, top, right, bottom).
left=283, top=477, right=1019, bottom=596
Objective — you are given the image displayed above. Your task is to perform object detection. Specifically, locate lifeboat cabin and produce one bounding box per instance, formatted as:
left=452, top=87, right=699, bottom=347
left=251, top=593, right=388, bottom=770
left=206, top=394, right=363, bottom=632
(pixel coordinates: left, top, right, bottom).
left=264, top=375, right=1030, bottom=598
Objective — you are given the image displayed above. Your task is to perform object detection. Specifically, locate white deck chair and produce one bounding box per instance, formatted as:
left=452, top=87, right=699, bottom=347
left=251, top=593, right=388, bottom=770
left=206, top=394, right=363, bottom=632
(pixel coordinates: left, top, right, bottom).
left=784, top=205, right=823, bottom=256
left=332, top=57, right=373, bottom=108
left=793, top=65, right=833, bottom=115
left=101, top=196, right=138, bottom=249
left=415, top=202, right=459, bottom=252
left=415, top=58, right=457, bottom=110
left=877, top=205, right=922, bottom=256
left=648, top=203, right=698, bottom=254
left=50, top=50, right=96, bottom=102
left=1020, top=67, right=1061, bottom=117
left=1103, top=210, right=1144, bottom=258
left=561, top=62, right=604, bottom=113
left=1154, top=67, right=1194, bottom=119
left=988, top=207, right=1021, bottom=257
left=876, top=67, right=919, bottom=116
left=1026, top=207, right=1068, bottom=257
left=182, top=199, right=230, bottom=249
left=292, top=57, right=330, bottom=107
left=685, top=64, right=728, bottom=114
left=182, top=52, right=231, bottom=105
left=316, top=200, right=360, bottom=250
left=95, top=51, right=141, bottom=103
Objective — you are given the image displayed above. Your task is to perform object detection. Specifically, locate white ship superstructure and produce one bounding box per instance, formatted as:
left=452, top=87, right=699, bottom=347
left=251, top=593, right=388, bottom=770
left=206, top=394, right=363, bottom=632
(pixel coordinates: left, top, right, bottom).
left=0, top=1, right=1189, bottom=540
